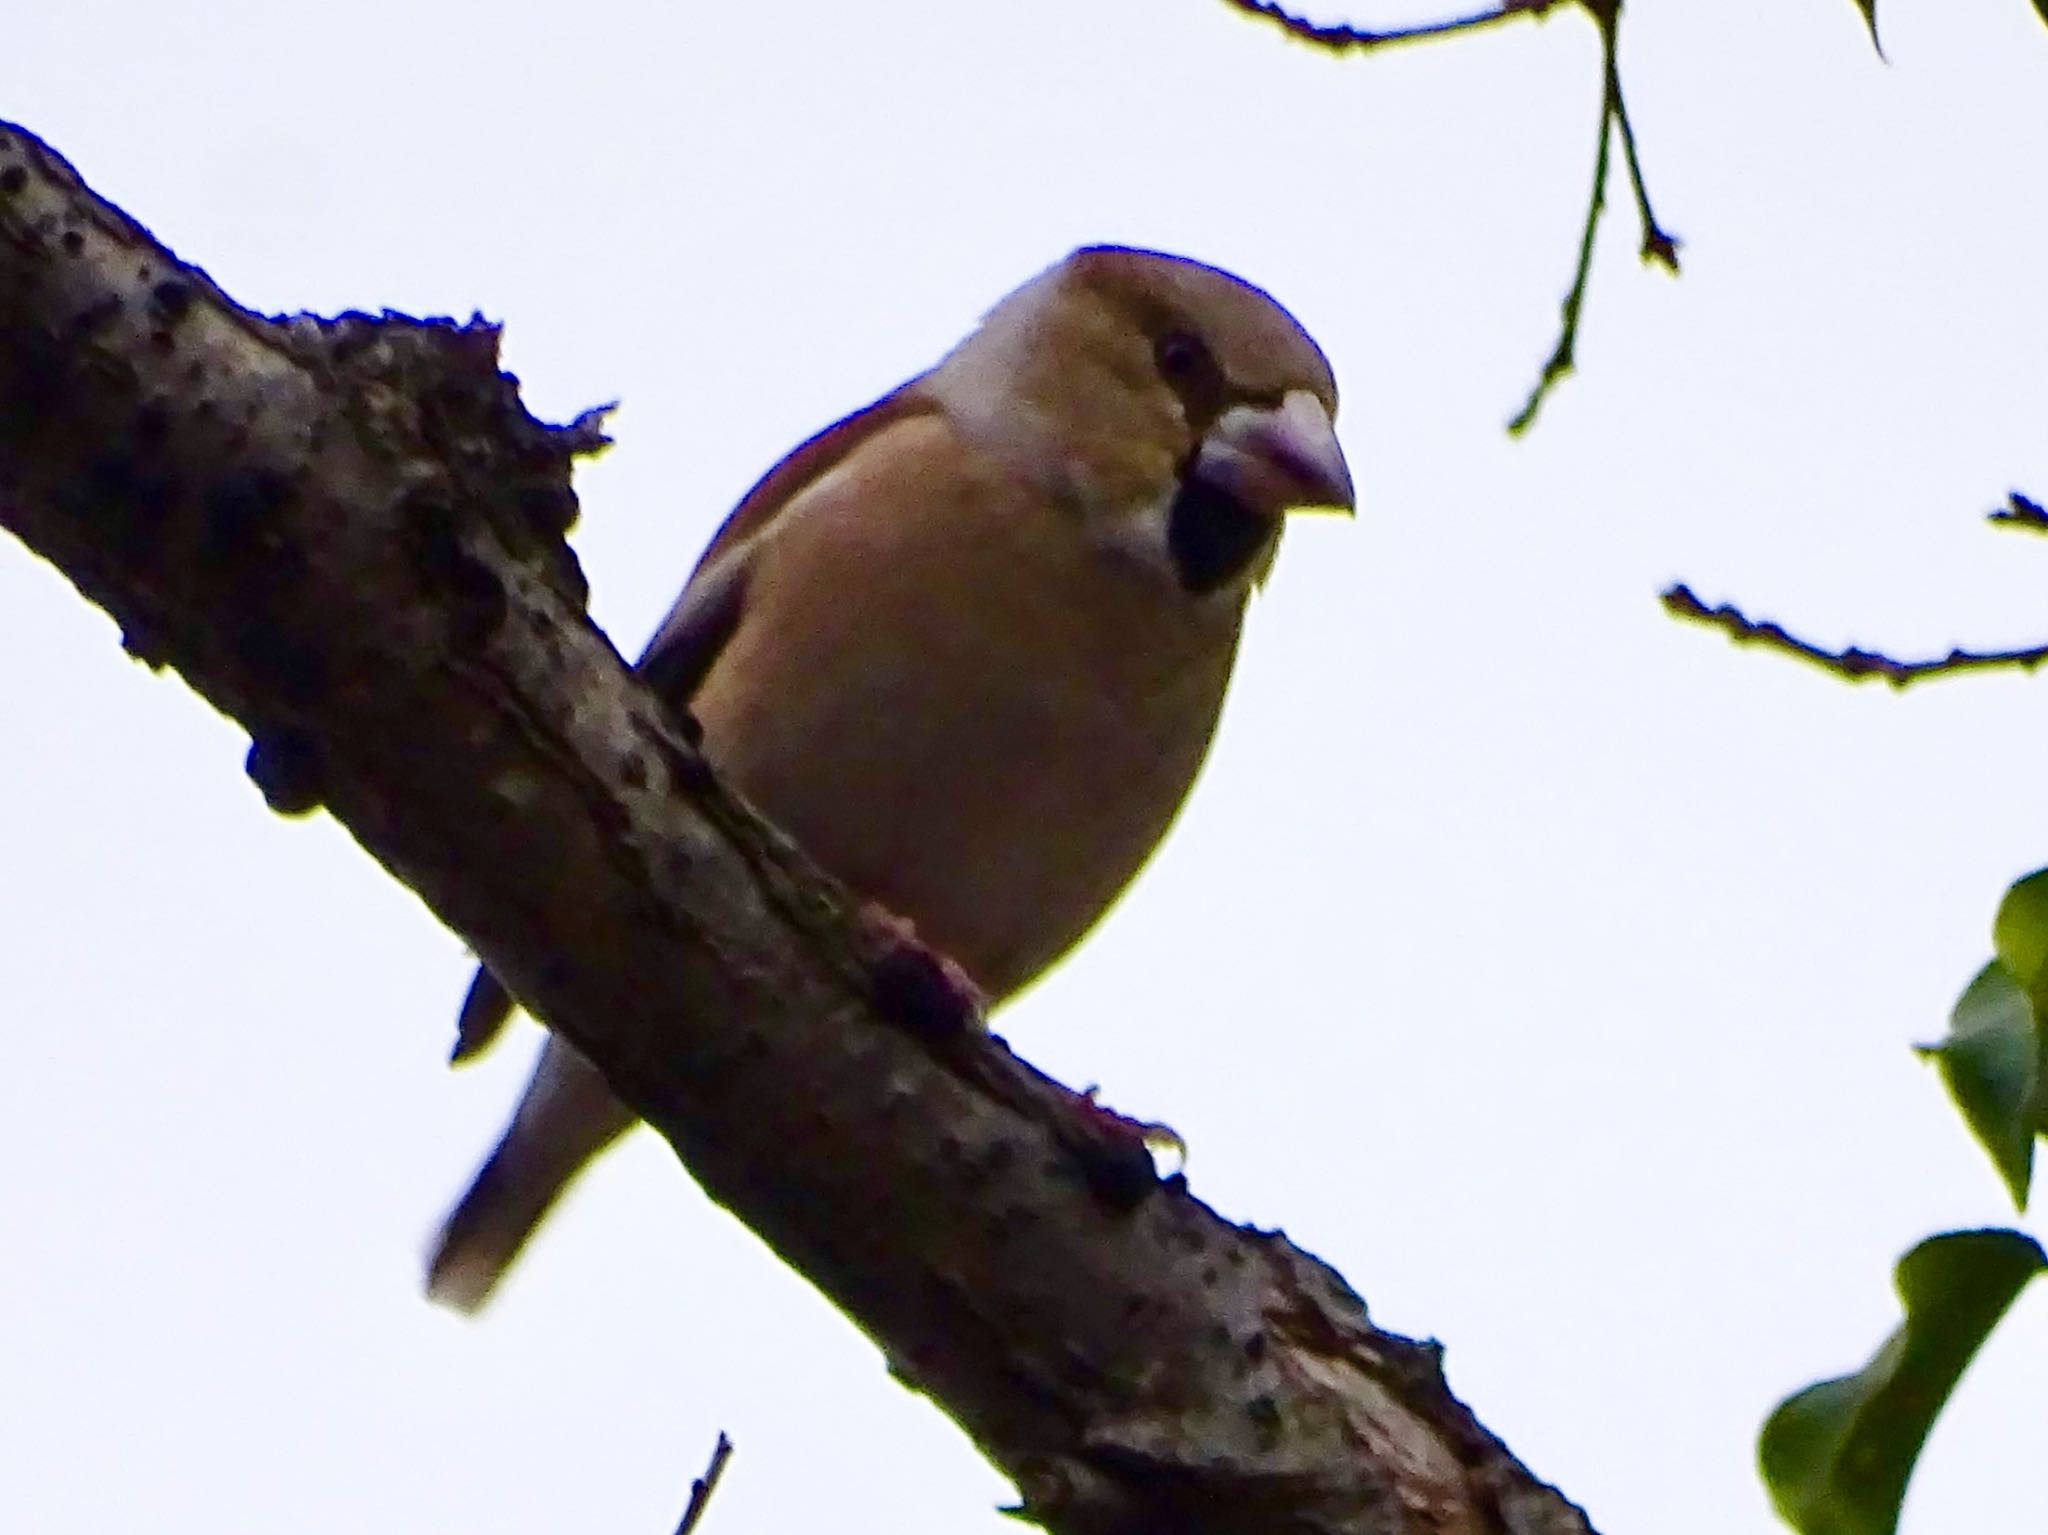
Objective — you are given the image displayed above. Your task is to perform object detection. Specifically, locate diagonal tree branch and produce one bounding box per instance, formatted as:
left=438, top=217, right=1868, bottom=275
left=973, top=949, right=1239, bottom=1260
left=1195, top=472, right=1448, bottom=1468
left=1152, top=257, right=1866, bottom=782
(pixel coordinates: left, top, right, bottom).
left=674, top=1433, right=735, bottom=1535
left=0, top=122, right=1595, bottom=1535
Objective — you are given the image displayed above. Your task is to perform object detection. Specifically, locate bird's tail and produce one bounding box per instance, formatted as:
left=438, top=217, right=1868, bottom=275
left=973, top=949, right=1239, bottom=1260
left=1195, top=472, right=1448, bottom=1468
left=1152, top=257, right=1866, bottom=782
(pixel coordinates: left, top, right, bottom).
left=426, top=1035, right=637, bottom=1313
left=451, top=966, right=517, bottom=1064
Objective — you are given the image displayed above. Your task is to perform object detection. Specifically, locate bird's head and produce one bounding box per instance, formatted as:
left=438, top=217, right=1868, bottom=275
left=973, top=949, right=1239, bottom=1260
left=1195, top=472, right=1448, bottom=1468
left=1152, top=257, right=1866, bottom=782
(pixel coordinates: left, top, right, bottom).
left=929, top=245, right=1354, bottom=599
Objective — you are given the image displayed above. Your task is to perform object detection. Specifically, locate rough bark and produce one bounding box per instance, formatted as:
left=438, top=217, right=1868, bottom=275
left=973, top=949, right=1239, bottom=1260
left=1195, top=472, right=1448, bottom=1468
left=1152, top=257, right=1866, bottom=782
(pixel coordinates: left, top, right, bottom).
left=0, top=122, right=1597, bottom=1535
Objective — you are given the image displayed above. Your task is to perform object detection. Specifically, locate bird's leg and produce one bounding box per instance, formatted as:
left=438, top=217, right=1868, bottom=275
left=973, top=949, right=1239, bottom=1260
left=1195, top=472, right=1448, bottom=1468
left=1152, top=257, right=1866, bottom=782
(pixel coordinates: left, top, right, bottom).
left=858, top=901, right=989, bottom=1040
left=1076, top=1085, right=1187, bottom=1178
left=857, top=906, right=1179, bottom=1207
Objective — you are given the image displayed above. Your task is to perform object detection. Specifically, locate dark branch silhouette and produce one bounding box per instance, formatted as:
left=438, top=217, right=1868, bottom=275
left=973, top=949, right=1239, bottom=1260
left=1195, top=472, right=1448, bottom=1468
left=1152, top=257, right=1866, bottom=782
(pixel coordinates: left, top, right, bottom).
left=674, top=1433, right=734, bottom=1535
left=1508, top=0, right=1680, bottom=434
left=1217, top=0, right=1678, bottom=433
left=1662, top=584, right=2048, bottom=689
left=1988, top=490, right=2048, bottom=534
left=1218, top=0, right=1560, bottom=51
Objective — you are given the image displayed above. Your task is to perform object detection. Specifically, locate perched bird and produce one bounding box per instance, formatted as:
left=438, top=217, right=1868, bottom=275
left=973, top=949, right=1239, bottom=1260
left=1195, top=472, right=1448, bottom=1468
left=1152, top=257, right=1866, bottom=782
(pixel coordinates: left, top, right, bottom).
left=427, top=246, right=1354, bottom=1312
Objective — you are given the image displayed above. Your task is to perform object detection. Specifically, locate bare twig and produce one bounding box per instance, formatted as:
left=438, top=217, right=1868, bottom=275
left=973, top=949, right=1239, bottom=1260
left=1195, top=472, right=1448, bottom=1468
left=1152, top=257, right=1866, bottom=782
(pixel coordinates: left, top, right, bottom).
left=1988, top=490, right=2048, bottom=534
left=1218, top=0, right=1678, bottom=433
left=1509, top=0, right=1678, bottom=434
left=675, top=1433, right=734, bottom=1535
left=1605, top=16, right=1681, bottom=270
left=1215, top=0, right=1558, bottom=52
left=1507, top=61, right=1612, bottom=435
left=1662, top=584, right=2048, bottom=689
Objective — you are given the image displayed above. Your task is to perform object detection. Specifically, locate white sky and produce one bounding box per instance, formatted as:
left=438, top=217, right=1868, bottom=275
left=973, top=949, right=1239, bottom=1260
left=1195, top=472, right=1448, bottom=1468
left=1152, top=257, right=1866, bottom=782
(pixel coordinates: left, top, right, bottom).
left=5, top=2, right=2046, bottom=1532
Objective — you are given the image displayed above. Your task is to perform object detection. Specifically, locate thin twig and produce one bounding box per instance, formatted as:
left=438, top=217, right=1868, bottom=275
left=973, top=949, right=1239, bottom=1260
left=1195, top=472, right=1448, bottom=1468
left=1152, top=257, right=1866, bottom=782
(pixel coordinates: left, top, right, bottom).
left=1508, top=0, right=1677, bottom=433
left=675, top=1433, right=735, bottom=1535
left=1988, top=490, right=2048, bottom=534
left=1219, top=0, right=1678, bottom=433
left=1507, top=49, right=1612, bottom=435
left=1661, top=584, right=2048, bottom=689
left=1604, top=18, right=1680, bottom=269
left=1216, top=0, right=1558, bottom=52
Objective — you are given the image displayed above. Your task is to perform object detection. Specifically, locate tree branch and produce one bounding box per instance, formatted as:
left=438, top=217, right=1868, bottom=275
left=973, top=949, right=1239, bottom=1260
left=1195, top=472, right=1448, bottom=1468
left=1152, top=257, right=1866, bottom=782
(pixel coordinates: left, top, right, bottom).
left=1216, top=0, right=1561, bottom=52
left=674, top=1433, right=734, bottom=1535
left=1216, top=0, right=1679, bottom=432
left=1602, top=5, right=1680, bottom=272
left=1988, top=489, right=2048, bottom=534
left=1661, top=584, right=2048, bottom=689
left=0, top=121, right=1595, bottom=1535
left=1508, top=0, right=1679, bottom=434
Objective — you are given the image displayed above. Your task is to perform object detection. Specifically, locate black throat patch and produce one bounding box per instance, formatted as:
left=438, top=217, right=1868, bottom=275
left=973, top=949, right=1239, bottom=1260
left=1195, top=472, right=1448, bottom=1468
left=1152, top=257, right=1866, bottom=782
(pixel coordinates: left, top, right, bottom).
left=1166, top=477, right=1272, bottom=596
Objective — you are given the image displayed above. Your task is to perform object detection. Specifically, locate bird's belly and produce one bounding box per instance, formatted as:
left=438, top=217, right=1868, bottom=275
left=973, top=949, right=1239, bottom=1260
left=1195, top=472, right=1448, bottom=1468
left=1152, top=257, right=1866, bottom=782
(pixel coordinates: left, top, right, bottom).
left=694, top=602, right=1234, bottom=1002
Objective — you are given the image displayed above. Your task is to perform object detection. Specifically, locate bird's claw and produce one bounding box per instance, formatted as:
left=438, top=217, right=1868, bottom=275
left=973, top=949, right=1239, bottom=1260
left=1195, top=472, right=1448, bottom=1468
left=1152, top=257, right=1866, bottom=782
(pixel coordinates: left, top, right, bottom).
left=859, top=902, right=989, bottom=1040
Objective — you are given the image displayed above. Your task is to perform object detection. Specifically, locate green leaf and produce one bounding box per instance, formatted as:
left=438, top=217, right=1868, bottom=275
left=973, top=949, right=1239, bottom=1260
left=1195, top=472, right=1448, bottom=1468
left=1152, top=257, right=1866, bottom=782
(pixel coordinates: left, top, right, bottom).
left=1851, top=0, right=1884, bottom=56
left=1760, top=1229, right=2045, bottom=1535
left=2035, top=0, right=2048, bottom=34
left=1918, top=961, right=2042, bottom=1208
left=1992, top=867, right=2048, bottom=990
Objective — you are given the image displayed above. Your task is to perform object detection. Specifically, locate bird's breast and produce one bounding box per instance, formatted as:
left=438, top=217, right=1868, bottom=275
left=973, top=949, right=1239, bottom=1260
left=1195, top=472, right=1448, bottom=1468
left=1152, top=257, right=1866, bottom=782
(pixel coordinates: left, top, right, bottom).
left=688, top=431, right=1243, bottom=1001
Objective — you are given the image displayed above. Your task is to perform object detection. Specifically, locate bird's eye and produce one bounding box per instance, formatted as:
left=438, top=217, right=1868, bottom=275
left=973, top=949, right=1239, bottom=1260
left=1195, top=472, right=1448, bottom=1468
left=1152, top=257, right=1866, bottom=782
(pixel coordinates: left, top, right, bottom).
left=1155, top=330, right=1211, bottom=382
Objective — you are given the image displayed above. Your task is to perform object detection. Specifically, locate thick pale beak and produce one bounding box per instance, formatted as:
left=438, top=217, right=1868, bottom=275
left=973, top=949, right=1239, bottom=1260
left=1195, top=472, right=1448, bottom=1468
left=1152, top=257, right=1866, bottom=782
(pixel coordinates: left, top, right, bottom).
left=1193, top=388, right=1355, bottom=520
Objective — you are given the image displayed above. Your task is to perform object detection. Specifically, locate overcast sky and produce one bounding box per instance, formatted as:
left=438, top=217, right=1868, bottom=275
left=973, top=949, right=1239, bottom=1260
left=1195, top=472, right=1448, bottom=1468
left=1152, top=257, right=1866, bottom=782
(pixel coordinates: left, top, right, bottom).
left=5, top=2, right=2046, bottom=1532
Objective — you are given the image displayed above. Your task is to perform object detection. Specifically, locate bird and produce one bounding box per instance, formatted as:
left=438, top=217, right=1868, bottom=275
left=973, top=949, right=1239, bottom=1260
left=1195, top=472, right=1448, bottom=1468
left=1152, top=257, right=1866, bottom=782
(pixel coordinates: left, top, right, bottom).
left=426, top=245, right=1354, bottom=1312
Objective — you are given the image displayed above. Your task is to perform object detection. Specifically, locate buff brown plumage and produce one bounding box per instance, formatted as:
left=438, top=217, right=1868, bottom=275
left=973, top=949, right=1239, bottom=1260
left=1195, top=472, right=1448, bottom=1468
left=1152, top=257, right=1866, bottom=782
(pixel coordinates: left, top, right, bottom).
left=426, top=247, right=1353, bottom=1312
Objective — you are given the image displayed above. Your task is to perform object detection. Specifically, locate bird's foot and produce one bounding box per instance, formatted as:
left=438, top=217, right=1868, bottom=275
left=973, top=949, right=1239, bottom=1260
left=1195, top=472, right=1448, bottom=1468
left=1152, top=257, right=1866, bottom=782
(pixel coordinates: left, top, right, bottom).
left=1077, top=1086, right=1187, bottom=1177
left=859, top=902, right=988, bottom=1040
left=1042, top=1085, right=1184, bottom=1208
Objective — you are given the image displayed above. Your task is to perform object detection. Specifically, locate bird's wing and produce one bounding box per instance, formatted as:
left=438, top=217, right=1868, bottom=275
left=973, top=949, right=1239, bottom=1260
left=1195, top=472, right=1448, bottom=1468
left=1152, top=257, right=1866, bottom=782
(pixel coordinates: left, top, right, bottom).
left=448, top=380, right=940, bottom=1064
left=637, top=381, right=938, bottom=695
